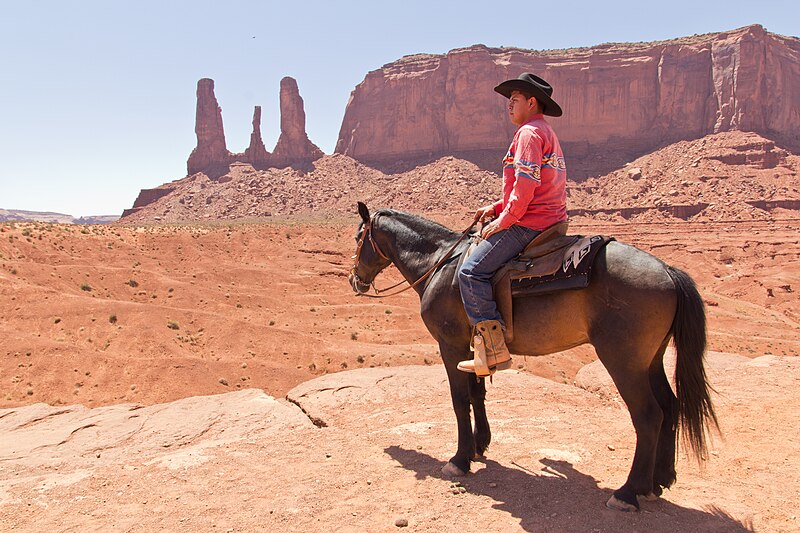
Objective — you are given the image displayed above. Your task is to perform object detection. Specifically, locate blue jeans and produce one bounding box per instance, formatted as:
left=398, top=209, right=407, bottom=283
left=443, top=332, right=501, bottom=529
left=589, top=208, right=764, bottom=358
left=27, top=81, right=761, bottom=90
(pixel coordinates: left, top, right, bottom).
left=458, top=225, right=541, bottom=327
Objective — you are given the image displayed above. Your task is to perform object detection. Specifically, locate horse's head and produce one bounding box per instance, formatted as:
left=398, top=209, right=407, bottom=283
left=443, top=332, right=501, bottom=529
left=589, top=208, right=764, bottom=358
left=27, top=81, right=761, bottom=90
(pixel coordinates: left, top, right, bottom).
left=349, top=202, right=393, bottom=294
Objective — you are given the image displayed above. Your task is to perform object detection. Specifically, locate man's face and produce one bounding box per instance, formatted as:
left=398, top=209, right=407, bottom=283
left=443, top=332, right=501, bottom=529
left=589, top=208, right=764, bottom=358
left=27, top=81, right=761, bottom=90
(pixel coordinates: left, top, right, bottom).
left=508, top=90, right=537, bottom=126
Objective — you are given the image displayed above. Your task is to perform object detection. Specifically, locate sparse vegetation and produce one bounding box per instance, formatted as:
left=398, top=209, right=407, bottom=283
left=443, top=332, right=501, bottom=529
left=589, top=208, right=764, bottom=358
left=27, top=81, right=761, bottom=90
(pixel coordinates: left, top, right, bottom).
left=127, top=279, right=139, bottom=287
left=109, top=315, right=117, bottom=324
left=167, top=320, right=180, bottom=330
left=80, top=283, right=92, bottom=292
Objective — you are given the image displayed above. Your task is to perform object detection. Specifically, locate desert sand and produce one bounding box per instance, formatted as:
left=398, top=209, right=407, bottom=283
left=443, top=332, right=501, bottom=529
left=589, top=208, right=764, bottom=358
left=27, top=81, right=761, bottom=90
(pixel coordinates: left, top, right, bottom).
left=1, top=212, right=799, bottom=531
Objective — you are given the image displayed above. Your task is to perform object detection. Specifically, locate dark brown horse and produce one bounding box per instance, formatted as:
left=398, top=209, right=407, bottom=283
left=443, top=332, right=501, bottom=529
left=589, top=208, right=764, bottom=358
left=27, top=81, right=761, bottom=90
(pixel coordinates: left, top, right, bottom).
left=348, top=202, right=718, bottom=511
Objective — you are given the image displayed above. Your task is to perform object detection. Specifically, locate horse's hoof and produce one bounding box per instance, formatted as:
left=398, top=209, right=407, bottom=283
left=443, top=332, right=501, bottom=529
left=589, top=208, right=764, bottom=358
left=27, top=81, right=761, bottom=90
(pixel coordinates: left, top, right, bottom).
left=441, top=462, right=467, bottom=477
left=642, top=492, right=659, bottom=501
left=606, top=495, right=639, bottom=512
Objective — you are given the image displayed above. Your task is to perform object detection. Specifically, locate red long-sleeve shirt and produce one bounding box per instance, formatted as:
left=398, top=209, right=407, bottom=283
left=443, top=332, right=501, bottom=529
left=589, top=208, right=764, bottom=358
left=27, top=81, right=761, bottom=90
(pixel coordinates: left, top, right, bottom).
left=493, top=115, right=567, bottom=231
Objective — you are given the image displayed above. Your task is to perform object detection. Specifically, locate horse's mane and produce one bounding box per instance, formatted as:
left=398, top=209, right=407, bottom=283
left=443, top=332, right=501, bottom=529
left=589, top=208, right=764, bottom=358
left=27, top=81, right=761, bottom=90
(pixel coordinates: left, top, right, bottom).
left=374, top=209, right=460, bottom=242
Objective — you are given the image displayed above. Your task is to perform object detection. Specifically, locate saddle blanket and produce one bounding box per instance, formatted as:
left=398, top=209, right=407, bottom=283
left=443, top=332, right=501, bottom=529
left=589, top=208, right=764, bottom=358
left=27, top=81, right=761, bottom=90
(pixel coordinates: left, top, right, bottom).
left=505, top=235, right=614, bottom=297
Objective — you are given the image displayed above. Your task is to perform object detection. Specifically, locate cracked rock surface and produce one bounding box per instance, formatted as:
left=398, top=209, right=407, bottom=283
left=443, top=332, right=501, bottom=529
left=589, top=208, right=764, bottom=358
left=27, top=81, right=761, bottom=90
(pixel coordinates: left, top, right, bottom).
left=1, top=357, right=798, bottom=532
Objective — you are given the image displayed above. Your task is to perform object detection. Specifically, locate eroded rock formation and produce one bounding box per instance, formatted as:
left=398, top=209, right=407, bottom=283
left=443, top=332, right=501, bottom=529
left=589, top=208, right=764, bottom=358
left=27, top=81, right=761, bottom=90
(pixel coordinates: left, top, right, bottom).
left=335, top=25, right=800, bottom=177
left=243, top=106, right=271, bottom=167
left=187, top=79, right=232, bottom=176
left=186, top=77, right=323, bottom=177
left=272, top=77, right=324, bottom=167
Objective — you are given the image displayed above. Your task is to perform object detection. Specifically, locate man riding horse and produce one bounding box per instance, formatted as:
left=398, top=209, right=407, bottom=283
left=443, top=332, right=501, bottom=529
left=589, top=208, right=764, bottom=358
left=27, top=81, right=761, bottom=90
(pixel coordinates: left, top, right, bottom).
left=458, top=73, right=567, bottom=377
left=349, top=72, right=717, bottom=511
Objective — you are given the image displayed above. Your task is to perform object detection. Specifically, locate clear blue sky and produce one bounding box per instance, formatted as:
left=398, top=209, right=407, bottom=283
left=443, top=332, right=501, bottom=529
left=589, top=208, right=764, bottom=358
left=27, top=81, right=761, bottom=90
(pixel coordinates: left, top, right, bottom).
left=1, top=0, right=797, bottom=216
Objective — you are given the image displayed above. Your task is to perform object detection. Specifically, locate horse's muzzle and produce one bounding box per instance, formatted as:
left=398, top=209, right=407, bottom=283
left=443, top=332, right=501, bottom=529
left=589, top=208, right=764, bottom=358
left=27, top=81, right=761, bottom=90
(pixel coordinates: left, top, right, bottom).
left=348, top=272, right=370, bottom=294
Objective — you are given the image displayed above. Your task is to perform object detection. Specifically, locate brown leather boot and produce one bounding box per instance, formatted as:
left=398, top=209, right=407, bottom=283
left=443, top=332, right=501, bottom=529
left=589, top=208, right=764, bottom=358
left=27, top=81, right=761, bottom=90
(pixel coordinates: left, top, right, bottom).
left=457, top=320, right=513, bottom=377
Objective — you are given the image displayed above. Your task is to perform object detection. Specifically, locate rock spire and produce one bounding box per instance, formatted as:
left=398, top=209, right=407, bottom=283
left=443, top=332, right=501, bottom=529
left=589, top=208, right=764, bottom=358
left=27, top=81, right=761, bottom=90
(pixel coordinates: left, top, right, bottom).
left=243, top=106, right=271, bottom=167
left=272, top=77, right=324, bottom=167
left=187, top=78, right=232, bottom=176
left=185, top=77, right=324, bottom=177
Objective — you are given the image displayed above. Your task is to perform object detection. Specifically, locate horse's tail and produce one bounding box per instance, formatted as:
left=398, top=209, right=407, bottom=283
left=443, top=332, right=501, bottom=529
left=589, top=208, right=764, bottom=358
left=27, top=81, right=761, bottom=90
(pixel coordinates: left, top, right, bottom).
left=666, top=265, right=719, bottom=460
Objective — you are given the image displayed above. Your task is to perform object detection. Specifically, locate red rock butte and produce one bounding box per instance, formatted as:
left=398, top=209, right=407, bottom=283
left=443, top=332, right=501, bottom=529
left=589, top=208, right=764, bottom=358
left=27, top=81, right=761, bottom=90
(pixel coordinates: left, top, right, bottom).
left=124, top=77, right=324, bottom=218
left=335, top=24, right=800, bottom=177
left=186, top=76, right=323, bottom=177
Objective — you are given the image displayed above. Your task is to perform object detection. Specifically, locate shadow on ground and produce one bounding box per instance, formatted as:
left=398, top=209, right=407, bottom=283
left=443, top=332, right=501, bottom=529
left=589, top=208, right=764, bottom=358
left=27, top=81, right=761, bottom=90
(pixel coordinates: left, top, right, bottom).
left=385, top=446, right=752, bottom=533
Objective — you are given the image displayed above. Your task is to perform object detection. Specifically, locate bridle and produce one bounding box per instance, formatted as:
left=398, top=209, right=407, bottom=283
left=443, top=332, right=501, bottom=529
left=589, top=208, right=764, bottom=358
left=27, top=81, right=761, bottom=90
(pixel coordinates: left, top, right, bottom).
left=350, top=214, right=475, bottom=299
left=350, top=215, right=389, bottom=289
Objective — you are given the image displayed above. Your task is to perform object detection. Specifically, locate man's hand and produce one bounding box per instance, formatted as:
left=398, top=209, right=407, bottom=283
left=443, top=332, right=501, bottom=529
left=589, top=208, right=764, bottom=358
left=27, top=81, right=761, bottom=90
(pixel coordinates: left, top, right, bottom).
left=473, top=204, right=496, bottom=223
left=481, top=219, right=503, bottom=239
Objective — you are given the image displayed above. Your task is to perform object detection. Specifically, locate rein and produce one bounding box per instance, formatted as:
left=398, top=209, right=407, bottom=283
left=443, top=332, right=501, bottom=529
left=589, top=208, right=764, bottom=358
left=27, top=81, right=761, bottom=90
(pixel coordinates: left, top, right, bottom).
left=352, top=215, right=475, bottom=299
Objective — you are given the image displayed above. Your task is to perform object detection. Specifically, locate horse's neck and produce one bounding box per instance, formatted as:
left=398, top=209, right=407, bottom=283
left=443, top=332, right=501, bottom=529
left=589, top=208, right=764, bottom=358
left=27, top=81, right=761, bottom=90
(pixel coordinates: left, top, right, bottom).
left=377, top=215, right=458, bottom=288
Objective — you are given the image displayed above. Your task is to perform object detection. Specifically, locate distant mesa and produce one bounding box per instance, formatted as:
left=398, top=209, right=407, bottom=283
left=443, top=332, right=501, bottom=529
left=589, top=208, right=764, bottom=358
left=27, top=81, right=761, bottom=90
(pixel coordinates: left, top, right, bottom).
left=335, top=24, right=800, bottom=177
left=0, top=209, right=119, bottom=224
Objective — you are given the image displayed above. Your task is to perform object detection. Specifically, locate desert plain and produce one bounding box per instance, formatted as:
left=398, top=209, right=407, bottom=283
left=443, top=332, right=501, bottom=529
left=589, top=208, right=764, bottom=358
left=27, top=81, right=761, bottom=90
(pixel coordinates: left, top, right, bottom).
left=1, top=200, right=799, bottom=531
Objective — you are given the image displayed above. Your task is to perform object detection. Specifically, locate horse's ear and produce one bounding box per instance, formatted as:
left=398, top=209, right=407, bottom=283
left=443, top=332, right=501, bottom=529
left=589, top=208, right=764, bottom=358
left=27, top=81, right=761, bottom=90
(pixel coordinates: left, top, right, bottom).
left=357, top=202, right=370, bottom=224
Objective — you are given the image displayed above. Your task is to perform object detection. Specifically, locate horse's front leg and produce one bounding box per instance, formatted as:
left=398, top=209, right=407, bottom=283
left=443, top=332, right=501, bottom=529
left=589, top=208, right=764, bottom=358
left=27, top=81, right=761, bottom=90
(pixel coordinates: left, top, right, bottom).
left=469, top=376, right=491, bottom=458
left=440, top=344, right=477, bottom=476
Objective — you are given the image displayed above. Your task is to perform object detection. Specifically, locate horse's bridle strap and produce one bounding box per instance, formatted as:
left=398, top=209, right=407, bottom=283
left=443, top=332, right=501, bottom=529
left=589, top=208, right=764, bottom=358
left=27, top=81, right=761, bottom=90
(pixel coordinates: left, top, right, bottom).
left=354, top=217, right=475, bottom=299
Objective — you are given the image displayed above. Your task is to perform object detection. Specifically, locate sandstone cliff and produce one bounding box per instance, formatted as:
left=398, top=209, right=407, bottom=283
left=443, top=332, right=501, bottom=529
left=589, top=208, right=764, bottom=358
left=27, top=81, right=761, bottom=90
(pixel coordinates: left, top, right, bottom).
left=335, top=25, right=800, bottom=178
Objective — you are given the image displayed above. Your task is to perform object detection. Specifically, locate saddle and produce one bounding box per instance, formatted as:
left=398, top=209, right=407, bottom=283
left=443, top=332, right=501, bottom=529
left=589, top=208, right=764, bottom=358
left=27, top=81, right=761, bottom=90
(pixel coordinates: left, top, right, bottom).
left=459, top=221, right=613, bottom=344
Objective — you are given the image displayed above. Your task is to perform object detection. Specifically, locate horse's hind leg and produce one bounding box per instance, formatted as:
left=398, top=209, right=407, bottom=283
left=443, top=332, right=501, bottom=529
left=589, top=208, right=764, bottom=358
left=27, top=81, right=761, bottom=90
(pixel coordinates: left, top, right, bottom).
left=649, top=339, right=678, bottom=495
left=599, top=350, right=663, bottom=512
left=469, top=376, right=490, bottom=458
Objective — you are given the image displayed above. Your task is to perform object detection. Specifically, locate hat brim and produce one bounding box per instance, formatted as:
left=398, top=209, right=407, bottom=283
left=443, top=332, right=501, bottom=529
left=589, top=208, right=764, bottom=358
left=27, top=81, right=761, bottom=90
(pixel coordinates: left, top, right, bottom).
left=494, top=79, right=563, bottom=117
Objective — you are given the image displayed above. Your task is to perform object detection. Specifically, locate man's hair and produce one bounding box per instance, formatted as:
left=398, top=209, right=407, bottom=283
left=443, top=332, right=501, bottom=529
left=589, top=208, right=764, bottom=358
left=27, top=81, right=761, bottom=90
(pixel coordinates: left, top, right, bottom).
left=511, top=89, right=536, bottom=101
left=511, top=89, right=544, bottom=112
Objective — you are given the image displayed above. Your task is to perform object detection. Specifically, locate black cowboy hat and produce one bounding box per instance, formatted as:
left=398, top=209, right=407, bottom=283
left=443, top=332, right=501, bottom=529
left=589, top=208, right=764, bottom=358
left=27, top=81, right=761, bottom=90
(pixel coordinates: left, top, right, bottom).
left=494, top=73, right=563, bottom=117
